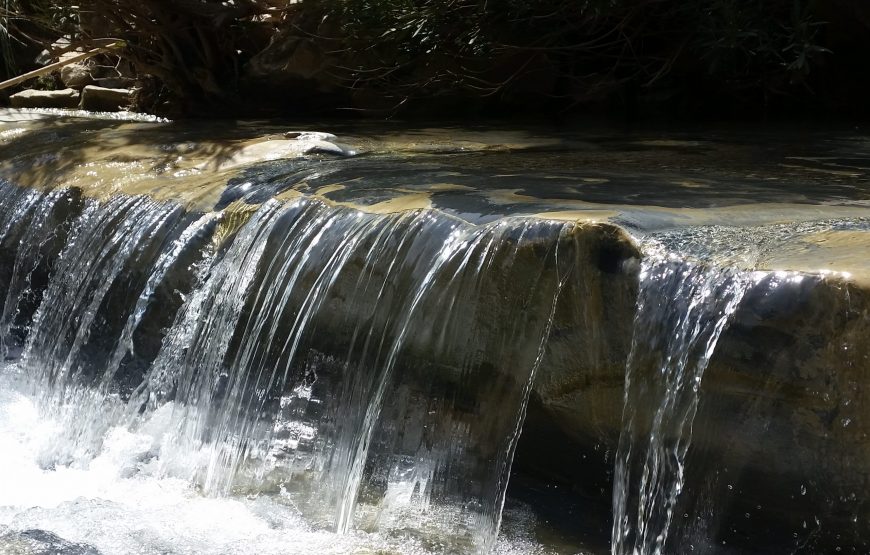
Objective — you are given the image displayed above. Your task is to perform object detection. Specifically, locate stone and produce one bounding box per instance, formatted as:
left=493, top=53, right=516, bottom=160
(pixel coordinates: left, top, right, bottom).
left=35, top=37, right=71, bottom=65
left=523, top=260, right=870, bottom=552
left=202, top=135, right=355, bottom=172
left=0, top=528, right=101, bottom=555
left=9, top=88, right=80, bottom=109
left=60, top=62, right=95, bottom=89
left=79, top=86, right=132, bottom=112
left=93, top=76, right=136, bottom=89
left=243, top=32, right=343, bottom=100
left=55, top=41, right=92, bottom=86
left=283, top=131, right=337, bottom=141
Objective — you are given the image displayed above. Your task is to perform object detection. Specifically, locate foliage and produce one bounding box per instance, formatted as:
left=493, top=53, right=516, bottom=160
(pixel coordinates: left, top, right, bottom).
left=2, top=0, right=858, bottom=116
left=290, top=0, right=835, bottom=111
left=693, top=1, right=830, bottom=97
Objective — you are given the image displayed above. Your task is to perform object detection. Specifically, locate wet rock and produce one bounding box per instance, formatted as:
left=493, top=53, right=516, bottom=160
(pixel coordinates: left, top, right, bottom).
left=531, top=224, right=639, bottom=448
left=1, top=113, right=869, bottom=552
left=9, top=89, right=80, bottom=109
left=524, top=264, right=870, bottom=552
left=283, top=131, right=337, bottom=141
left=205, top=136, right=355, bottom=172
left=303, top=140, right=356, bottom=156
left=0, top=528, right=101, bottom=555
left=79, top=85, right=132, bottom=112
left=673, top=276, right=870, bottom=552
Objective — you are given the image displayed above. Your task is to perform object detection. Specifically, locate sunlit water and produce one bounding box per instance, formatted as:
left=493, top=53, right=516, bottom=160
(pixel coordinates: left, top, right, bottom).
left=0, top=369, right=559, bottom=555
left=0, top=178, right=574, bottom=554
left=1, top=113, right=869, bottom=554
left=610, top=244, right=756, bottom=555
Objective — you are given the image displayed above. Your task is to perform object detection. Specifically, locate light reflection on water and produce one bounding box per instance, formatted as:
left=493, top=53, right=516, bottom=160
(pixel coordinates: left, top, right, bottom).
left=0, top=369, right=565, bottom=555
left=1, top=111, right=868, bottom=554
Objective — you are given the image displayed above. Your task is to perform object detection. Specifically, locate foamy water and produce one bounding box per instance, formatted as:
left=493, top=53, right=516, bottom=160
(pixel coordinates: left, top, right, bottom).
left=0, top=370, right=557, bottom=555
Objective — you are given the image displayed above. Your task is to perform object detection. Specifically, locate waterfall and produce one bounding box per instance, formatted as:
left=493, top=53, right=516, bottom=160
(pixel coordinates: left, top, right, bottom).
left=611, top=241, right=756, bottom=555
left=0, top=179, right=574, bottom=552
left=2, top=170, right=864, bottom=554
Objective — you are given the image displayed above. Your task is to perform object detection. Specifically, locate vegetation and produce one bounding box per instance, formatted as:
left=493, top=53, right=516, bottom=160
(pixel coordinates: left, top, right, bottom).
left=2, top=0, right=868, bottom=118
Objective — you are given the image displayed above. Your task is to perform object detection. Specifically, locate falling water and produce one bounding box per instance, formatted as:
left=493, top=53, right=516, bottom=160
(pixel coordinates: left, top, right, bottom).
left=0, top=179, right=575, bottom=553
left=3, top=115, right=870, bottom=554
left=0, top=187, right=80, bottom=360
left=611, top=241, right=756, bottom=555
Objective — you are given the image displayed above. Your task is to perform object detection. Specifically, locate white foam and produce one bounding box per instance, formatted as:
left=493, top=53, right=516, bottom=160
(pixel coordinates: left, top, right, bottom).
left=0, top=371, right=557, bottom=555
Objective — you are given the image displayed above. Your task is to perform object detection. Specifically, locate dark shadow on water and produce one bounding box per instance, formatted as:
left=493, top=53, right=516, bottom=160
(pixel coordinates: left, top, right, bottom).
left=507, top=395, right=614, bottom=555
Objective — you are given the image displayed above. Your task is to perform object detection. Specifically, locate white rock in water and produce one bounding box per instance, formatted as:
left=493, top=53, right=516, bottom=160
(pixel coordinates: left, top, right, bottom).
left=207, top=135, right=354, bottom=171
left=283, top=131, right=338, bottom=141
left=216, top=140, right=306, bottom=170
left=302, top=139, right=356, bottom=156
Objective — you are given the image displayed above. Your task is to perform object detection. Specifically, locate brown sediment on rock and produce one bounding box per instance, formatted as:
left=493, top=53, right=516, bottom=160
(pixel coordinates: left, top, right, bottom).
left=2, top=108, right=869, bottom=284
left=759, top=229, right=870, bottom=285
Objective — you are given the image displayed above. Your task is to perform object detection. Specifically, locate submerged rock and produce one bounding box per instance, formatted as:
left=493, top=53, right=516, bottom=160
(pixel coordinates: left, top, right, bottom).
left=0, top=529, right=101, bottom=555
left=206, top=137, right=355, bottom=172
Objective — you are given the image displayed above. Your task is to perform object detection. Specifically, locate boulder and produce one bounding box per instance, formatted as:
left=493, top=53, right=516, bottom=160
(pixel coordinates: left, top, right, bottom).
left=0, top=528, right=101, bottom=555
left=56, top=44, right=96, bottom=89
left=9, top=89, right=80, bottom=109
left=79, top=86, right=132, bottom=112
left=522, top=262, right=870, bottom=553
left=60, top=63, right=95, bottom=89
left=93, top=77, right=136, bottom=89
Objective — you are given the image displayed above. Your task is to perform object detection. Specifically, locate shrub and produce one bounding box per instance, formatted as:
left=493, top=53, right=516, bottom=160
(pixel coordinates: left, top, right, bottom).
left=3, top=0, right=859, bottom=117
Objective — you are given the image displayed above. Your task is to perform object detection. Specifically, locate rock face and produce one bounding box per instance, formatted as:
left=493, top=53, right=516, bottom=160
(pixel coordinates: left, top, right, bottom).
left=79, top=85, right=132, bottom=111
left=675, top=277, right=870, bottom=552
left=9, top=89, right=80, bottom=109
left=520, top=264, right=870, bottom=553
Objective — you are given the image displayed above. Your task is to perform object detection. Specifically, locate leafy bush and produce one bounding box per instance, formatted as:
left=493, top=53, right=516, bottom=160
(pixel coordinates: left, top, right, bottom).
left=3, top=0, right=859, bottom=116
